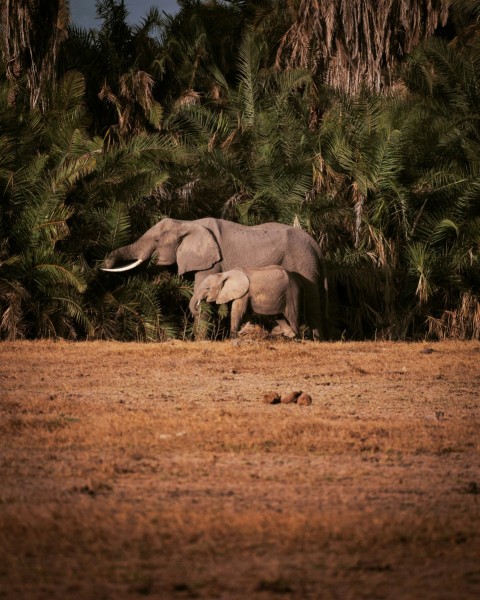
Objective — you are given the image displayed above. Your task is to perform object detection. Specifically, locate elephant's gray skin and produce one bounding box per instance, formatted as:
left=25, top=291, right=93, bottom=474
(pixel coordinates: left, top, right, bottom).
left=102, top=217, right=327, bottom=339
left=190, top=267, right=302, bottom=338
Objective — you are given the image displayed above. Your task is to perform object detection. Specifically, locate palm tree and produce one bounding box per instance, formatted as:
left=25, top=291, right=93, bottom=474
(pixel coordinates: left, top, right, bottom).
left=168, top=30, right=318, bottom=224
left=309, top=26, right=480, bottom=340
left=160, top=0, right=254, bottom=92
left=400, top=33, right=480, bottom=339
left=0, top=72, right=93, bottom=339
left=311, top=92, right=415, bottom=338
left=0, top=62, right=187, bottom=341
left=61, top=0, right=164, bottom=140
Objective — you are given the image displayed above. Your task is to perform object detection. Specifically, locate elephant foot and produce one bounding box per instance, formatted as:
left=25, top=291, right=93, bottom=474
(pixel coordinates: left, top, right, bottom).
left=238, top=322, right=269, bottom=340
left=272, top=322, right=296, bottom=339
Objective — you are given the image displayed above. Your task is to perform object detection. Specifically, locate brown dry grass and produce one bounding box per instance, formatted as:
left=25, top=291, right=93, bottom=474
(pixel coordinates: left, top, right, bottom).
left=1, top=339, right=480, bottom=599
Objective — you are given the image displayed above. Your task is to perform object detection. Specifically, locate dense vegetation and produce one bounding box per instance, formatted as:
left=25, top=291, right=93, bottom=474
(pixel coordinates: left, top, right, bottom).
left=0, top=0, right=479, bottom=341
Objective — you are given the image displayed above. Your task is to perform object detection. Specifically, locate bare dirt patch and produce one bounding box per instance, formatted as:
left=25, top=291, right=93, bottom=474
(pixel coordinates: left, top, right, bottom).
left=1, top=339, right=480, bottom=599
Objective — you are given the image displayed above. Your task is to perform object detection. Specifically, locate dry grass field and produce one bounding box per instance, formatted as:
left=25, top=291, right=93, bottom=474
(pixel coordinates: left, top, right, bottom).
left=0, top=339, right=479, bottom=599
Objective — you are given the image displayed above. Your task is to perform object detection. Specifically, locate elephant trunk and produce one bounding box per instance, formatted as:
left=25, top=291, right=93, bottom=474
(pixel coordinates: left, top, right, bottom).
left=102, top=239, right=151, bottom=272
left=189, top=293, right=205, bottom=316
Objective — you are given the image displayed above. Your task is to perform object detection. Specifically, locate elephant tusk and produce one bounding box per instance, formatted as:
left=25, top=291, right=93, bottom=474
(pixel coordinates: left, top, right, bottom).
left=195, top=299, right=202, bottom=310
left=101, top=259, right=144, bottom=272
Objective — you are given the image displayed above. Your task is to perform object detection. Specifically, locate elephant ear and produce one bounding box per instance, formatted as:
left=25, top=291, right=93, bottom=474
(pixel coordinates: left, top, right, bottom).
left=176, top=224, right=221, bottom=275
left=216, top=270, right=249, bottom=304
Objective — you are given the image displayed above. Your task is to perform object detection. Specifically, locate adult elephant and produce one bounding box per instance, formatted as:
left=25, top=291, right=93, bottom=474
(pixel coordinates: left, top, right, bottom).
left=102, top=217, right=327, bottom=339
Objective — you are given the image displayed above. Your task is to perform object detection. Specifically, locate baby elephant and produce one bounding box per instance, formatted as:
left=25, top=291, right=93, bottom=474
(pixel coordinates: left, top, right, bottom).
left=190, top=266, right=302, bottom=338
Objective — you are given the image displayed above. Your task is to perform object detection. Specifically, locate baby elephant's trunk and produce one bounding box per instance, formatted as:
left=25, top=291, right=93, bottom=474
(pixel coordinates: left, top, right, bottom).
left=189, top=295, right=203, bottom=316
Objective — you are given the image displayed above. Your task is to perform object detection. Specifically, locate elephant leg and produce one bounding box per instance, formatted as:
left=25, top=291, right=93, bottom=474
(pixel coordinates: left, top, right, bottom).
left=283, top=281, right=300, bottom=337
left=283, top=309, right=299, bottom=337
left=230, top=298, right=248, bottom=338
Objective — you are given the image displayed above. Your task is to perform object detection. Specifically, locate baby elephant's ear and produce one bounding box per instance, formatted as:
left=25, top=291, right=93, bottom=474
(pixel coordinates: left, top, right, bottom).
left=216, top=270, right=249, bottom=304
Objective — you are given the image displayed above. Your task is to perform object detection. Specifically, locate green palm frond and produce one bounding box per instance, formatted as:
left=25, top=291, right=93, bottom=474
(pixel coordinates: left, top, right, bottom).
left=7, top=156, right=73, bottom=250
left=50, top=292, right=94, bottom=338
left=0, top=248, right=89, bottom=340
left=51, top=70, right=86, bottom=113
left=92, top=203, right=134, bottom=255
left=429, top=218, right=460, bottom=245
left=406, top=241, right=438, bottom=305
left=50, top=150, right=100, bottom=192
left=92, top=276, right=177, bottom=341
left=30, top=249, right=87, bottom=294
left=0, top=134, right=15, bottom=172
left=237, top=32, right=264, bottom=127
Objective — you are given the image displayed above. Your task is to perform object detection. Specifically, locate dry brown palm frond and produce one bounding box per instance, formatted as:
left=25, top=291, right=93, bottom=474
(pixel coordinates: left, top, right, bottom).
left=0, top=0, right=69, bottom=110
left=98, top=82, right=118, bottom=105
left=352, top=182, right=365, bottom=249
left=0, top=279, right=29, bottom=340
left=99, top=69, right=162, bottom=136
left=221, top=128, right=238, bottom=152
left=174, top=90, right=202, bottom=109
left=277, top=0, right=449, bottom=95
left=427, top=293, right=480, bottom=340
left=221, top=192, right=249, bottom=220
